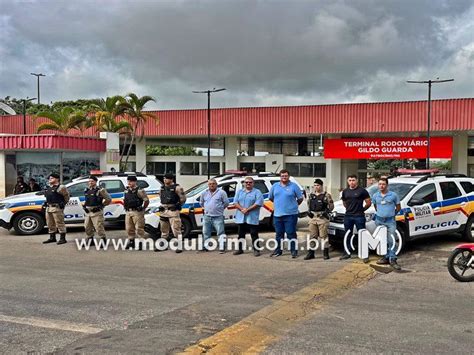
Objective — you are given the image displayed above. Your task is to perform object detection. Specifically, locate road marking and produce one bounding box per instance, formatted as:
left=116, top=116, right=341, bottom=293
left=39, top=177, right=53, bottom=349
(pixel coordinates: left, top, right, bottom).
left=182, top=262, right=376, bottom=354
left=0, top=315, right=103, bottom=334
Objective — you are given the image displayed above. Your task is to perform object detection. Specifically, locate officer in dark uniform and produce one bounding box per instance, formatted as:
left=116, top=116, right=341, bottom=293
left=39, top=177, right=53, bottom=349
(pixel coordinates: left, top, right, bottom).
left=124, top=175, right=149, bottom=249
left=42, top=173, right=70, bottom=245
left=304, top=179, right=334, bottom=260
left=83, top=176, right=111, bottom=246
left=156, top=173, right=186, bottom=253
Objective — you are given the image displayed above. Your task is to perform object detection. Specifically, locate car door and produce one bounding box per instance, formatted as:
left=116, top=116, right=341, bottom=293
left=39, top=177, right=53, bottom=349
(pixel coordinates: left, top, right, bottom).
left=64, top=181, right=88, bottom=222
left=439, top=180, right=469, bottom=232
left=407, top=182, right=440, bottom=237
left=219, top=181, right=239, bottom=224
left=98, top=179, right=126, bottom=220
left=253, top=180, right=270, bottom=222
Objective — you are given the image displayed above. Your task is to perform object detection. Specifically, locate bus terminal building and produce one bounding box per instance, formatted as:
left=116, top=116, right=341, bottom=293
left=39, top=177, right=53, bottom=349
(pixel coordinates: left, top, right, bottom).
left=0, top=98, right=473, bottom=197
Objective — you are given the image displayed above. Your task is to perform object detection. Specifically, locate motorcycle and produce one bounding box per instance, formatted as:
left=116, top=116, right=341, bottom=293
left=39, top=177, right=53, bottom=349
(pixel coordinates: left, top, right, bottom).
left=447, top=243, right=474, bottom=282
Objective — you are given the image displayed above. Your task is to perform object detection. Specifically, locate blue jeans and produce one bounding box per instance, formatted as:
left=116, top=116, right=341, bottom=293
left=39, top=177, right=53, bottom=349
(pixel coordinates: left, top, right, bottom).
left=343, top=215, right=366, bottom=255
left=375, top=217, right=397, bottom=261
left=274, top=214, right=298, bottom=254
left=202, top=215, right=226, bottom=245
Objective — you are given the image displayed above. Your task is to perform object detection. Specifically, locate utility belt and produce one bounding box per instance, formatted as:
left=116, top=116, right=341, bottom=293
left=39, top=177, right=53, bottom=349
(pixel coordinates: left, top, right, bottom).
left=47, top=203, right=64, bottom=208
left=308, top=211, right=330, bottom=219
left=84, top=205, right=103, bottom=213
left=159, top=204, right=181, bottom=212
left=375, top=215, right=395, bottom=223
left=125, top=207, right=143, bottom=212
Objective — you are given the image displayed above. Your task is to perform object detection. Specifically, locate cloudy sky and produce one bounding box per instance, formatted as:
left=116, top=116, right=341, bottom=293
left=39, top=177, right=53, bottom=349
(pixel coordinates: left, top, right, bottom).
left=1, top=0, right=473, bottom=110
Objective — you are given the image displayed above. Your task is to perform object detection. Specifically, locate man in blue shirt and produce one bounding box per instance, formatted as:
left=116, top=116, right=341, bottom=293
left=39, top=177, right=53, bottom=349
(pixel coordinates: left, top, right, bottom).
left=269, top=169, right=304, bottom=258
left=373, top=177, right=402, bottom=270
left=233, top=176, right=264, bottom=256
left=200, top=179, right=229, bottom=252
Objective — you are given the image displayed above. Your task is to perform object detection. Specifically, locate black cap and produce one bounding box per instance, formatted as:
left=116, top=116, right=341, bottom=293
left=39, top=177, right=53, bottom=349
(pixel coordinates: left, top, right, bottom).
left=49, top=173, right=60, bottom=179
left=164, top=173, right=175, bottom=180
left=127, top=175, right=137, bottom=181
left=314, top=178, right=324, bottom=185
left=89, top=175, right=98, bottom=181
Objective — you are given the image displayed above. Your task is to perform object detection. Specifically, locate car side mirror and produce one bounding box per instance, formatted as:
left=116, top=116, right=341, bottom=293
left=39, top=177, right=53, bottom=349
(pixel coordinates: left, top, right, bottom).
left=196, top=196, right=200, bottom=202
left=408, top=198, right=425, bottom=206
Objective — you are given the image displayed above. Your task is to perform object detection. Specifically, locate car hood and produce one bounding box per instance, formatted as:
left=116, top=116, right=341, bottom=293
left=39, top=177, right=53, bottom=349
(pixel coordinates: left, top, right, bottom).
left=0, top=192, right=46, bottom=204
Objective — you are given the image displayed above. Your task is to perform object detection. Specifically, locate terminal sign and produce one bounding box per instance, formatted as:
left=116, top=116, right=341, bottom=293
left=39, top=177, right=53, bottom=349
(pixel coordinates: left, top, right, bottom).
left=324, top=137, right=452, bottom=159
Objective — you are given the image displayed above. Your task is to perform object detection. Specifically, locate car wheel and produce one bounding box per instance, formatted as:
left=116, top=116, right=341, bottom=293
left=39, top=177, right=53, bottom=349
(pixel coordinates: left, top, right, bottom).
left=12, top=212, right=45, bottom=235
left=463, top=216, right=474, bottom=242
left=181, top=217, right=192, bottom=239
left=395, top=224, right=408, bottom=254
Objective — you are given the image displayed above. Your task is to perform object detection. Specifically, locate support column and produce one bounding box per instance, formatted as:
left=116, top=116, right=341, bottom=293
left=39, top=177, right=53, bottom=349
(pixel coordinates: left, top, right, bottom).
left=99, top=132, right=120, bottom=172
left=326, top=158, right=341, bottom=198
left=224, top=137, right=239, bottom=171
left=135, top=138, right=147, bottom=173
left=0, top=152, right=6, bottom=198
left=451, top=133, right=468, bottom=175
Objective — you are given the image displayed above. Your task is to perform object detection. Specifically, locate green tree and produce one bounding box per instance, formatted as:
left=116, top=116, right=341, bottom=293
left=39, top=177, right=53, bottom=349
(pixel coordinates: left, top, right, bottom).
left=35, top=107, right=88, bottom=134
left=121, top=93, right=157, bottom=168
left=146, top=145, right=201, bottom=156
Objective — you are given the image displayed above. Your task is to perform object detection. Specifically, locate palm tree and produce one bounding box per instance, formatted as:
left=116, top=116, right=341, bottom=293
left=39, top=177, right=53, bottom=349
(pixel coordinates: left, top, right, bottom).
left=121, top=93, right=157, bottom=169
left=35, top=107, right=88, bottom=134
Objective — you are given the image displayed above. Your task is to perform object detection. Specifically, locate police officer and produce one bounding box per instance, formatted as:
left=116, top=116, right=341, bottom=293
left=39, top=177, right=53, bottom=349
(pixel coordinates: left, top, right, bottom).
left=42, top=173, right=70, bottom=245
left=83, top=176, right=112, bottom=246
left=156, top=173, right=187, bottom=253
left=304, top=179, right=334, bottom=260
left=124, top=175, right=149, bottom=249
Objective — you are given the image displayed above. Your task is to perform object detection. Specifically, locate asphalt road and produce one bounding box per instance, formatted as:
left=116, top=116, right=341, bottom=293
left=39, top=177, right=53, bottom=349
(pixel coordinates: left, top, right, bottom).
left=0, top=221, right=472, bottom=354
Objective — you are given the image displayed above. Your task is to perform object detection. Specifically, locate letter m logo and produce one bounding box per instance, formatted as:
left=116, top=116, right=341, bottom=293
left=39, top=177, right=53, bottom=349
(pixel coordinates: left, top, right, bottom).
left=357, top=226, right=388, bottom=259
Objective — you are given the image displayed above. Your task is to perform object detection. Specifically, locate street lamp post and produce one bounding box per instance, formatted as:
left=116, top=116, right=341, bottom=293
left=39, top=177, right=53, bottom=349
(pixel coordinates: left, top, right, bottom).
left=22, top=97, right=37, bottom=134
left=192, top=88, right=226, bottom=179
left=30, top=73, right=46, bottom=104
left=407, top=78, right=454, bottom=169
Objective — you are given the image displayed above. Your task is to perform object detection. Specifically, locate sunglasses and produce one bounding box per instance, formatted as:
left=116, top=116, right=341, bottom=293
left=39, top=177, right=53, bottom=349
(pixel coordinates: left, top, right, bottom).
left=245, top=181, right=253, bottom=184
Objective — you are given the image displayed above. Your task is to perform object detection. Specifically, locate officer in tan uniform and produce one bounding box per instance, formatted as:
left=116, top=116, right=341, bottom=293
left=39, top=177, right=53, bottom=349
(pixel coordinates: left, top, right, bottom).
left=124, top=175, right=149, bottom=249
left=304, top=179, right=334, bottom=260
left=83, top=176, right=111, bottom=246
left=42, top=173, right=70, bottom=245
left=156, top=173, right=186, bottom=253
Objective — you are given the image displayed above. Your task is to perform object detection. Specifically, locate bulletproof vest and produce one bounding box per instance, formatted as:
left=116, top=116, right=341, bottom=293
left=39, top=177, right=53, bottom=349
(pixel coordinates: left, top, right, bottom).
left=45, top=185, right=65, bottom=205
left=160, top=184, right=180, bottom=205
left=84, top=187, right=103, bottom=207
left=124, top=187, right=143, bottom=209
left=309, top=192, right=328, bottom=212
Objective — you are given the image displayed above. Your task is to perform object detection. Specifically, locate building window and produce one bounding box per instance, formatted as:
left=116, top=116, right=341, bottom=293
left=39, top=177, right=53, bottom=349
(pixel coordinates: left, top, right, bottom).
left=146, top=162, right=176, bottom=175
left=239, top=162, right=266, bottom=173
left=181, top=162, right=200, bottom=175
left=285, top=163, right=326, bottom=177
left=201, top=162, right=220, bottom=175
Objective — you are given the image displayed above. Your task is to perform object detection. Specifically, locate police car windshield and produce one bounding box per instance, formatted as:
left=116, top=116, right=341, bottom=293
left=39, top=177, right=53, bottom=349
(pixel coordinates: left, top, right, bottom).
left=366, top=183, right=416, bottom=200
left=185, top=181, right=210, bottom=197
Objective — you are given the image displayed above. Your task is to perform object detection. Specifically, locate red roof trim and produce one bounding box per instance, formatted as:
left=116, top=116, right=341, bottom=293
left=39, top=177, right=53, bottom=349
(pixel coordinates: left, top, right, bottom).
left=0, top=135, right=106, bottom=152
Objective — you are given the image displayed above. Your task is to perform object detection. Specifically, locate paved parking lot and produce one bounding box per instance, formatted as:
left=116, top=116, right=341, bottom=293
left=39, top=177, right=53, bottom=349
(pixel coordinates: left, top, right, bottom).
left=0, top=221, right=472, bottom=354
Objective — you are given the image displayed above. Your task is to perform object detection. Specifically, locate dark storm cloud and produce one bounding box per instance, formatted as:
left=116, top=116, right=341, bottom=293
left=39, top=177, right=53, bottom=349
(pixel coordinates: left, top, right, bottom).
left=1, top=0, right=473, bottom=109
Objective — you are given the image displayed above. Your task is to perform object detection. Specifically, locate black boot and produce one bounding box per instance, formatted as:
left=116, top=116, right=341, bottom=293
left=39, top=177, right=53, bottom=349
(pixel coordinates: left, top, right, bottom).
left=125, top=239, right=135, bottom=250
left=99, top=237, right=107, bottom=249
left=251, top=236, right=261, bottom=257
left=57, top=233, right=67, bottom=245
left=323, top=248, right=330, bottom=260
left=86, top=236, right=95, bottom=247
left=43, top=233, right=57, bottom=244
left=304, top=250, right=315, bottom=260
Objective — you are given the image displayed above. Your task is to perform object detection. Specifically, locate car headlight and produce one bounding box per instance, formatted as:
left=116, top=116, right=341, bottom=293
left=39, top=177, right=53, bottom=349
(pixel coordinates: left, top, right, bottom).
left=365, top=212, right=375, bottom=222
left=0, top=203, right=10, bottom=210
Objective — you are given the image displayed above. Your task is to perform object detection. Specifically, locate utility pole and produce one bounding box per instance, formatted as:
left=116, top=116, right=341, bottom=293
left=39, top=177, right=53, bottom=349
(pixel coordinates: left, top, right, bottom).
left=22, top=97, right=37, bottom=134
left=407, top=78, right=454, bottom=169
left=192, top=88, right=226, bottom=179
left=30, top=73, right=46, bottom=104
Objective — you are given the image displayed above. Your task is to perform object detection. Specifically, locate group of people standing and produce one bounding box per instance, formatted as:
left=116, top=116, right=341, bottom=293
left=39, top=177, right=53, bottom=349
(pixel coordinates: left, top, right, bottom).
left=13, top=176, right=41, bottom=195
left=38, top=169, right=402, bottom=269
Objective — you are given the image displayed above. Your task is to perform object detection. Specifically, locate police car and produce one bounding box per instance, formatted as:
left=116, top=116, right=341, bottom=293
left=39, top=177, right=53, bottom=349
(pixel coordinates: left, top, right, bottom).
left=144, top=171, right=308, bottom=238
left=0, top=172, right=162, bottom=235
left=328, top=172, right=474, bottom=247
